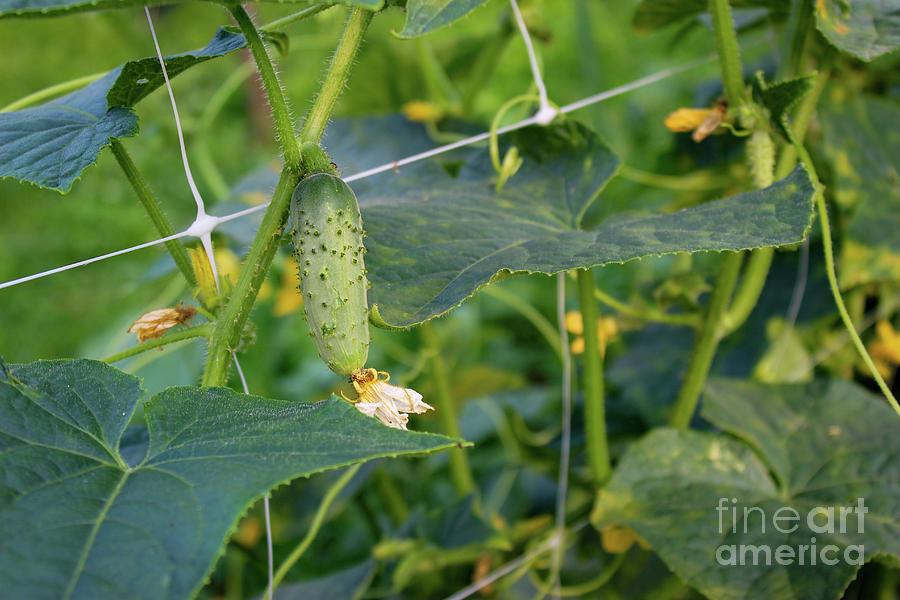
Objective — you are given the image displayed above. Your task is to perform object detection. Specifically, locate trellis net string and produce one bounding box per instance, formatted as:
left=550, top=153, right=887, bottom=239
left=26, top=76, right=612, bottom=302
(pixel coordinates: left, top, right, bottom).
left=0, top=56, right=713, bottom=292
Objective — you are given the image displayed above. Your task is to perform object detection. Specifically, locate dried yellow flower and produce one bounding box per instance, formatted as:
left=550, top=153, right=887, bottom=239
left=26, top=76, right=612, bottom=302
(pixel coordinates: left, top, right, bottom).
left=348, top=368, right=433, bottom=430
left=665, top=100, right=728, bottom=142
left=128, top=303, right=197, bottom=343
left=664, top=108, right=713, bottom=132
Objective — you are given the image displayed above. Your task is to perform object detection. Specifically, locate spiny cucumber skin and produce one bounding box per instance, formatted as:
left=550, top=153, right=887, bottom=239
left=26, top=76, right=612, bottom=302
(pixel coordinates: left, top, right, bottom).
left=291, top=173, right=369, bottom=376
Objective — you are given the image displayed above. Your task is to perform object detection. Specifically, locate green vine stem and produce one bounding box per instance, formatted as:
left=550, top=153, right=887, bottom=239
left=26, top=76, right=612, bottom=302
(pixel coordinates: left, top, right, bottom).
left=723, top=69, right=832, bottom=335
left=794, top=143, right=900, bottom=417
left=229, top=3, right=302, bottom=171
left=102, top=323, right=212, bottom=363
left=415, top=37, right=460, bottom=111
left=618, top=164, right=733, bottom=192
left=668, top=0, right=757, bottom=421
left=260, top=2, right=335, bottom=32
left=373, top=467, right=409, bottom=525
left=203, top=170, right=298, bottom=385
left=669, top=252, right=743, bottom=428
left=720, top=247, right=773, bottom=335
left=299, top=7, right=373, bottom=144
left=109, top=139, right=197, bottom=287
left=203, top=8, right=372, bottom=386
left=779, top=0, right=813, bottom=80
left=530, top=552, right=625, bottom=599
left=0, top=71, right=106, bottom=112
left=575, top=269, right=610, bottom=485
left=421, top=322, right=477, bottom=496
left=270, top=463, right=361, bottom=594
left=461, top=17, right=513, bottom=114
left=195, top=62, right=255, bottom=201
left=721, top=131, right=775, bottom=335
left=593, top=286, right=699, bottom=328
left=709, top=0, right=745, bottom=109
left=484, top=286, right=563, bottom=361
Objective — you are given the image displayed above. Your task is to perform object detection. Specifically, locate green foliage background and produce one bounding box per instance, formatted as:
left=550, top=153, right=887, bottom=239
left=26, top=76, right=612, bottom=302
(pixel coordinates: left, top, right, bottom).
left=2, top=1, right=900, bottom=599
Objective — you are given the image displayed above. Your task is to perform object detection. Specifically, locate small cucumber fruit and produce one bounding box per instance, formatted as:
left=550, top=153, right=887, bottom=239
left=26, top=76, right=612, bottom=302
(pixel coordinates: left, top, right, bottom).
left=291, top=173, right=369, bottom=375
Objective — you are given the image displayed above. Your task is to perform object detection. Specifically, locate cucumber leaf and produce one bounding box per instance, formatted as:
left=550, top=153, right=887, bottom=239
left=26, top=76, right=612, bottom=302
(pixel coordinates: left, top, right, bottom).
left=0, top=0, right=381, bottom=20
left=397, top=0, right=490, bottom=38
left=0, top=28, right=247, bottom=192
left=815, top=0, right=900, bottom=61
left=358, top=119, right=815, bottom=328
left=0, top=357, right=459, bottom=599
left=593, top=377, right=900, bottom=600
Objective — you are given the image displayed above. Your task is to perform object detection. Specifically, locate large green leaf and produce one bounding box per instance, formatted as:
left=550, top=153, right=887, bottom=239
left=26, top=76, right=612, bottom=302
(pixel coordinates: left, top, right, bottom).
left=0, top=28, right=247, bottom=192
left=815, top=0, right=900, bottom=61
left=360, top=120, right=815, bottom=328
left=820, top=97, right=900, bottom=287
left=0, top=0, right=381, bottom=19
left=396, top=0, right=490, bottom=38
left=0, top=358, right=459, bottom=600
left=593, top=378, right=900, bottom=600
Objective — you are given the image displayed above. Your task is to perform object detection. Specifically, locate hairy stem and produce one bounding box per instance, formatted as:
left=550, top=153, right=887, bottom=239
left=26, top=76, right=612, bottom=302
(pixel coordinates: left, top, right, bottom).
left=575, top=269, right=610, bottom=485
left=202, top=7, right=372, bottom=386
left=202, top=170, right=298, bottom=385
left=103, top=324, right=212, bottom=363
left=709, top=0, right=745, bottom=108
left=669, top=252, right=743, bottom=428
left=109, top=139, right=197, bottom=287
left=299, top=7, right=373, bottom=144
left=229, top=3, right=301, bottom=171
left=271, top=464, right=361, bottom=594
left=421, top=322, right=476, bottom=496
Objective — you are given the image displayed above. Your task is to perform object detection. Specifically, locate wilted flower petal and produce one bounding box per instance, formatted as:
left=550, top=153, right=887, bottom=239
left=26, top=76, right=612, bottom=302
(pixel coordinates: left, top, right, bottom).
left=128, top=303, right=196, bottom=343
left=348, top=368, right=432, bottom=430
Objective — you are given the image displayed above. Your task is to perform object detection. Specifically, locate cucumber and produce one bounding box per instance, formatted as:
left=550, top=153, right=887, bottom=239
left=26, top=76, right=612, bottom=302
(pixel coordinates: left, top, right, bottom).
left=290, top=173, right=369, bottom=375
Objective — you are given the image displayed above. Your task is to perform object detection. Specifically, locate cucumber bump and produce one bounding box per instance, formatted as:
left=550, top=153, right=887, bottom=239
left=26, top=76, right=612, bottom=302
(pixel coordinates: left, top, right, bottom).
left=290, top=173, right=369, bottom=375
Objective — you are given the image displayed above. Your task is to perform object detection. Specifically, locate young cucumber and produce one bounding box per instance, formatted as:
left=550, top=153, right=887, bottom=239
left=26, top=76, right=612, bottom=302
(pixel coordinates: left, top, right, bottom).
left=291, top=173, right=369, bottom=375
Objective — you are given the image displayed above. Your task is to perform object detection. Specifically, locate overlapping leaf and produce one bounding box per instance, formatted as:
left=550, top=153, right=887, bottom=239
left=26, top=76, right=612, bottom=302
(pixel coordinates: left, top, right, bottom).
left=0, top=358, right=459, bottom=600
left=0, top=28, right=247, bottom=192
left=358, top=119, right=815, bottom=328
left=397, top=0, right=490, bottom=38
left=820, top=96, right=900, bottom=287
left=0, top=0, right=380, bottom=19
left=815, top=0, right=900, bottom=61
left=593, top=377, right=900, bottom=600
